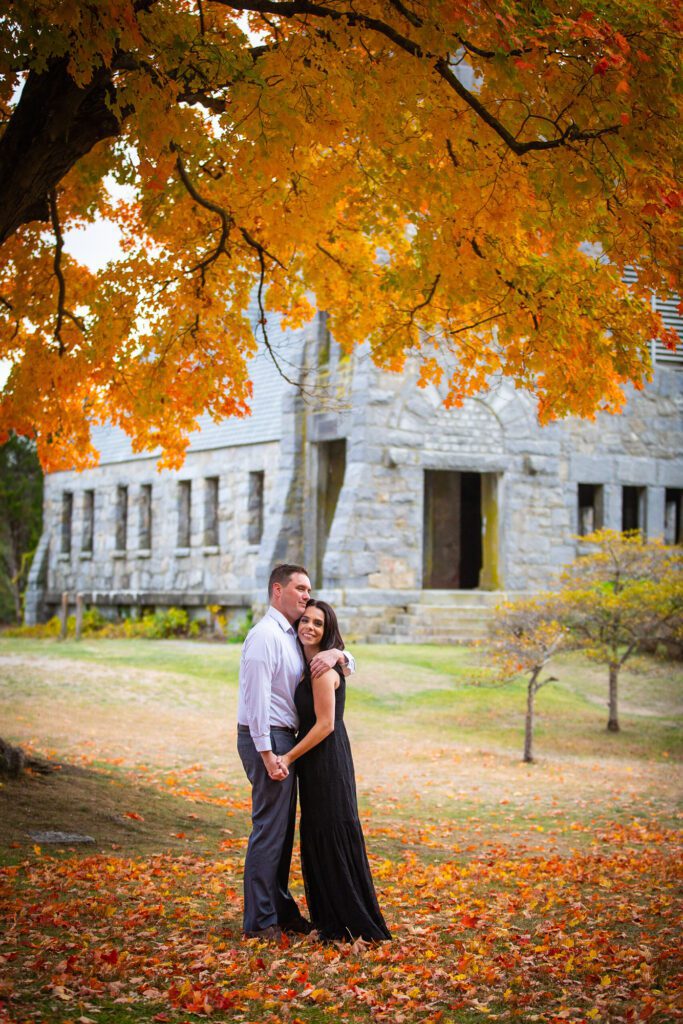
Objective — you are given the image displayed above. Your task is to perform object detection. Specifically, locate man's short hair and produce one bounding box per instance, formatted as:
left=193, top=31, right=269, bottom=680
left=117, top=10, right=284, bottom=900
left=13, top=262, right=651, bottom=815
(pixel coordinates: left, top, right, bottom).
left=268, top=563, right=309, bottom=599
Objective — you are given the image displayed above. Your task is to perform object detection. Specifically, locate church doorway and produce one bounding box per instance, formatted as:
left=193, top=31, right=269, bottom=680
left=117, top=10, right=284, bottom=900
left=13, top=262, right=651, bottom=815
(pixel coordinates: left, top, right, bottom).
left=422, top=470, right=500, bottom=589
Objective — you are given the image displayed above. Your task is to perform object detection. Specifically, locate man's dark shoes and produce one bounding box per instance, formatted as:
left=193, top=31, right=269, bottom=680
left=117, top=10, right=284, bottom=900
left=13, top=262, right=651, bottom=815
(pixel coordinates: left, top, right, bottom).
left=281, top=916, right=313, bottom=935
left=243, top=924, right=283, bottom=941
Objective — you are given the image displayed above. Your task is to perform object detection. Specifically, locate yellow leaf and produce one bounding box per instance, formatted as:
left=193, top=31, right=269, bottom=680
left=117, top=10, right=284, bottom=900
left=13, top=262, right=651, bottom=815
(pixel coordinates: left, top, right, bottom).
left=307, top=988, right=332, bottom=1003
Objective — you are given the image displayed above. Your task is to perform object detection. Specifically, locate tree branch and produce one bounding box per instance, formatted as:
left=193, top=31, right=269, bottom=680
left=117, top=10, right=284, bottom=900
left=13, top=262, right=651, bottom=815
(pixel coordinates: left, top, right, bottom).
left=211, top=0, right=622, bottom=156
left=174, top=147, right=300, bottom=389
left=0, top=294, right=20, bottom=341
left=456, top=35, right=528, bottom=60
left=48, top=190, right=86, bottom=354
left=174, top=150, right=234, bottom=282
left=239, top=226, right=285, bottom=270
left=315, top=242, right=348, bottom=269
left=445, top=138, right=460, bottom=169
left=386, top=0, right=422, bottom=29
left=0, top=60, right=126, bottom=245
left=251, top=247, right=303, bottom=390
left=469, top=237, right=540, bottom=329
left=404, top=274, right=441, bottom=326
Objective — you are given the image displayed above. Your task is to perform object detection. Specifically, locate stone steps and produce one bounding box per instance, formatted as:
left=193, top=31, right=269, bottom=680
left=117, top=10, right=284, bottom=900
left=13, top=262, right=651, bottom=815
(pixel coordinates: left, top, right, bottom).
left=368, top=630, right=485, bottom=638
left=385, top=620, right=489, bottom=636
left=331, top=589, right=535, bottom=644
left=363, top=590, right=534, bottom=643
left=418, top=589, right=505, bottom=606
left=370, top=629, right=488, bottom=644
left=399, top=607, right=495, bottom=623
left=367, top=602, right=493, bottom=644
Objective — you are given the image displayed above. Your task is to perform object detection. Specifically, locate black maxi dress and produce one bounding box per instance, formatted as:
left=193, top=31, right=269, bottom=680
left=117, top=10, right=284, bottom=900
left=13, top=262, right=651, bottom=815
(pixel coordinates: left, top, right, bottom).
left=294, top=666, right=391, bottom=942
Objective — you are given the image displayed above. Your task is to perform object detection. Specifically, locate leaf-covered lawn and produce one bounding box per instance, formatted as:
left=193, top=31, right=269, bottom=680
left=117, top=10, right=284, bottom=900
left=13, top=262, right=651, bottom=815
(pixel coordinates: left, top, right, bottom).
left=1, top=639, right=681, bottom=1023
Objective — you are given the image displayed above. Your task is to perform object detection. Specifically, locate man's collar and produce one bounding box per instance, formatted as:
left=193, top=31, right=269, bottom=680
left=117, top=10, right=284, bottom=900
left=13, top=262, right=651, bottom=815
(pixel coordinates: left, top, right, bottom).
left=267, top=605, right=296, bottom=633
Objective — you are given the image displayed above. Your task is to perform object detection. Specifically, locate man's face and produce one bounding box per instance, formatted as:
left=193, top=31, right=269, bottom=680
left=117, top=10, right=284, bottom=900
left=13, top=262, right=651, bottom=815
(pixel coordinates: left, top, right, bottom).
left=272, top=572, right=312, bottom=624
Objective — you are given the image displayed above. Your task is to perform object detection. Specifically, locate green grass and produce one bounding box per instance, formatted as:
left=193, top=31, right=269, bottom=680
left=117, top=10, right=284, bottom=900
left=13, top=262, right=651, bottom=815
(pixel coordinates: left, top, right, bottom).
left=2, top=637, right=681, bottom=763
left=0, top=635, right=242, bottom=684
left=7, top=1001, right=171, bottom=1024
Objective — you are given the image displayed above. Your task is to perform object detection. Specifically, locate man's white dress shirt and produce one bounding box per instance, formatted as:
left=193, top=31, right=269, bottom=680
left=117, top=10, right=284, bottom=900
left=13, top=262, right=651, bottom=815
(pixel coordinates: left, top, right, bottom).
left=238, top=607, right=302, bottom=751
left=237, top=606, right=355, bottom=752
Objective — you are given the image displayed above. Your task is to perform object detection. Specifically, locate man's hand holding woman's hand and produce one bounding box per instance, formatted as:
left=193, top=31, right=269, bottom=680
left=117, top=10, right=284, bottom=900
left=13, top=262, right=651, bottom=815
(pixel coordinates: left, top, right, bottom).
left=262, top=750, right=289, bottom=781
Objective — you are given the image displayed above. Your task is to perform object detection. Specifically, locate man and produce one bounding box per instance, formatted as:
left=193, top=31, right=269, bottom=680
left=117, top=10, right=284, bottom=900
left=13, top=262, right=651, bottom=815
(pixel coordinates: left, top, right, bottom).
left=237, top=563, right=354, bottom=940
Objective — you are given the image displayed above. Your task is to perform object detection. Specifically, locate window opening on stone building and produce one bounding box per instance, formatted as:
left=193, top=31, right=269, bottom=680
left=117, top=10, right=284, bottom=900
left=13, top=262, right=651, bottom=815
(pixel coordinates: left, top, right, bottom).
left=315, top=440, right=346, bottom=587
left=622, top=486, right=646, bottom=533
left=139, top=484, right=152, bottom=550
left=82, top=490, right=94, bottom=553
left=423, top=470, right=500, bottom=590
left=665, top=488, right=682, bottom=545
left=115, top=485, right=128, bottom=551
left=204, top=477, right=219, bottom=547
left=61, top=492, right=73, bottom=554
left=247, top=471, right=265, bottom=545
left=177, top=481, right=192, bottom=548
left=577, top=484, right=604, bottom=536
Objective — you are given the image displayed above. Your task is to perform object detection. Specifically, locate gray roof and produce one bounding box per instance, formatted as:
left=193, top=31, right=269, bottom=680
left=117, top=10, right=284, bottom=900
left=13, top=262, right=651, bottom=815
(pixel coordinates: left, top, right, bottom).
left=90, top=309, right=306, bottom=465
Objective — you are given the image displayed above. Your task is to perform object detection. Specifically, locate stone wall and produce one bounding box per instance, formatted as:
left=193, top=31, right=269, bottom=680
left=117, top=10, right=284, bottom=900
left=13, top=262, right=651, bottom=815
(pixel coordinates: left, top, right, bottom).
left=318, top=356, right=683, bottom=594
left=27, top=336, right=683, bottom=631
left=37, top=440, right=281, bottom=618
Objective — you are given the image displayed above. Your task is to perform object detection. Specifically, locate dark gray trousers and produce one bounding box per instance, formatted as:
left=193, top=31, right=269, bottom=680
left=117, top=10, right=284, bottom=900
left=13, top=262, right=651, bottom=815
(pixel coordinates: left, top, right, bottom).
left=237, top=726, right=303, bottom=933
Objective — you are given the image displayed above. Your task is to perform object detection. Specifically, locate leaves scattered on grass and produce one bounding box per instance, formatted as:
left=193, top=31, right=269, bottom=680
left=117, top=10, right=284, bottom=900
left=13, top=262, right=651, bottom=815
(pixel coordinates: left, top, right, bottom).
left=1, top=815, right=680, bottom=1024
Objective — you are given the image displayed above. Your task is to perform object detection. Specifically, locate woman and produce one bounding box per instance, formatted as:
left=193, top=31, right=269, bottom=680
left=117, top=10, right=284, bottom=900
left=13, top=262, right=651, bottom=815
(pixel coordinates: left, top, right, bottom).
left=277, top=599, right=391, bottom=943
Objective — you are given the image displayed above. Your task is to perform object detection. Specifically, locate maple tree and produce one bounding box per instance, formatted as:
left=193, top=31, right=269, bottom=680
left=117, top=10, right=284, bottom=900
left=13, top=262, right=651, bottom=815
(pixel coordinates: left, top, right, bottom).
left=0, top=0, right=681, bottom=470
left=487, top=596, right=571, bottom=763
left=560, top=530, right=683, bottom=732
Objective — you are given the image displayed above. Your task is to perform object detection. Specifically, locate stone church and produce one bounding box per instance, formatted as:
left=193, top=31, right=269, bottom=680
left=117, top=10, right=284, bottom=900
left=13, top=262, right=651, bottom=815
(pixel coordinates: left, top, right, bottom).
left=26, top=305, right=683, bottom=641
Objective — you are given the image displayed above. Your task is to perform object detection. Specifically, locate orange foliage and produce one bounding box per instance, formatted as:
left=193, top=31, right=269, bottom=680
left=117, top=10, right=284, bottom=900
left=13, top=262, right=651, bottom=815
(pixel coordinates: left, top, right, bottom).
left=1, top=770, right=681, bottom=1023
left=0, top=0, right=681, bottom=468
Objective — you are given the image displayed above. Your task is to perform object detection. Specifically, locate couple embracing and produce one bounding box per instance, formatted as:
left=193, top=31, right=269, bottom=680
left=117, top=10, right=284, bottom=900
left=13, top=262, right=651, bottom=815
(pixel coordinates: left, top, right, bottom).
left=237, top=563, right=391, bottom=943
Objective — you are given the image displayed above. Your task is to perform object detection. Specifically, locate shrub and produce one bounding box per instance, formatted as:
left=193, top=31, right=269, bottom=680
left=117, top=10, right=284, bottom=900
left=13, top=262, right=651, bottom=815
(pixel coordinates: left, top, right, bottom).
left=81, top=607, right=107, bottom=633
left=121, top=607, right=190, bottom=639
left=3, top=615, right=62, bottom=639
left=3, top=605, right=205, bottom=640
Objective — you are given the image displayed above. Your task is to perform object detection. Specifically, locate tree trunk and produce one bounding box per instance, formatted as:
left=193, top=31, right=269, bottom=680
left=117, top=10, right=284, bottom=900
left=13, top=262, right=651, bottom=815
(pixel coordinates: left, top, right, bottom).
left=11, top=578, right=21, bottom=624
left=523, top=671, right=539, bottom=763
left=0, top=738, right=25, bottom=777
left=0, top=58, right=124, bottom=245
left=5, top=548, right=22, bottom=623
left=0, top=738, right=55, bottom=777
left=607, top=662, right=620, bottom=732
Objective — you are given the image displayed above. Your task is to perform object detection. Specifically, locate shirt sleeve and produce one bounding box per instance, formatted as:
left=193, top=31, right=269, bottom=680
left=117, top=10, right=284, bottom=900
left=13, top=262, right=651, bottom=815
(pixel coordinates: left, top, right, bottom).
left=241, top=628, right=278, bottom=752
left=344, top=649, right=356, bottom=674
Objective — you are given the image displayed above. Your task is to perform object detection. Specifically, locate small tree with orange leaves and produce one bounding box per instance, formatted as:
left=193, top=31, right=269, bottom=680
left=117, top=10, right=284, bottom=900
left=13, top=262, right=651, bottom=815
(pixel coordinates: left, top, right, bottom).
left=487, top=596, right=571, bottom=763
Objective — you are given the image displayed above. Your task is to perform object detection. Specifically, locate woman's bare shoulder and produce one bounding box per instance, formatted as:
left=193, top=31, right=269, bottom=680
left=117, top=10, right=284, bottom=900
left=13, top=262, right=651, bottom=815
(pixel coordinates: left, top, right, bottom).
left=312, top=666, right=341, bottom=690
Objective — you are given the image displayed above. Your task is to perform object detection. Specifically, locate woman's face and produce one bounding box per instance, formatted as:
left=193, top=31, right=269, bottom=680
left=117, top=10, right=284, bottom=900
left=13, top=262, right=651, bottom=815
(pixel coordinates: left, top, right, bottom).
left=298, top=605, right=326, bottom=648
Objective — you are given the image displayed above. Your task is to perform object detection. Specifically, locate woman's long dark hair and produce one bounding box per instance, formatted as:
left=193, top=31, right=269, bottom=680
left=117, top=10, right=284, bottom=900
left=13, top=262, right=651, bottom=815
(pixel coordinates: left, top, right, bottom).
left=298, top=599, right=345, bottom=653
